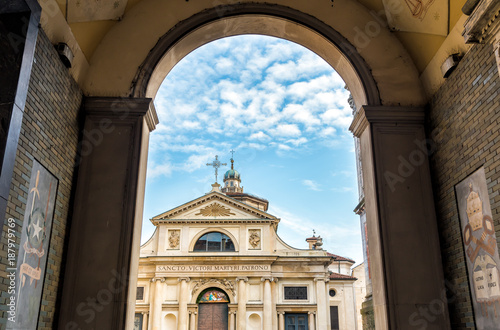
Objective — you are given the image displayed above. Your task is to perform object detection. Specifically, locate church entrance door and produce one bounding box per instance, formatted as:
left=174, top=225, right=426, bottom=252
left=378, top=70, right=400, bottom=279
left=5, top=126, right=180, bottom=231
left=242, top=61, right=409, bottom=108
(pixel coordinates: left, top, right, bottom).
left=197, top=288, right=230, bottom=330
left=198, top=303, right=228, bottom=330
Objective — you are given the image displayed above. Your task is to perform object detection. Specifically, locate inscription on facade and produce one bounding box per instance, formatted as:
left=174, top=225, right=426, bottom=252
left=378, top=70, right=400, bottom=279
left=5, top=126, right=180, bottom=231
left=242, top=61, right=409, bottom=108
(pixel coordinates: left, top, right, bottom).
left=157, top=265, right=270, bottom=272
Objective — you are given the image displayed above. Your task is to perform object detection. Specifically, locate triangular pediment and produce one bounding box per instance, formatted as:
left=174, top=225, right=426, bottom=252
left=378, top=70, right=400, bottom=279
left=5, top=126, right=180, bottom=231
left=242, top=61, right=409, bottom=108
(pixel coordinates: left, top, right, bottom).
left=151, top=191, right=278, bottom=223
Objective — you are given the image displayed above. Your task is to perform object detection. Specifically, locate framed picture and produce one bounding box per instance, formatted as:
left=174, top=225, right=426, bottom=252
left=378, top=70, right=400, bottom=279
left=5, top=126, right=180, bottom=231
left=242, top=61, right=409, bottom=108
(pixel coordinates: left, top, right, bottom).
left=7, top=160, right=58, bottom=329
left=455, top=167, right=500, bottom=329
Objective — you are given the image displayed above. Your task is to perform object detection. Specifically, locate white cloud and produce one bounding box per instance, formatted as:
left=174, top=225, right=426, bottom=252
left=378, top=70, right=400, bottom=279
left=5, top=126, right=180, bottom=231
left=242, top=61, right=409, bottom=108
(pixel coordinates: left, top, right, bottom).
left=249, top=131, right=271, bottom=141
left=147, top=162, right=173, bottom=179
left=278, top=144, right=292, bottom=151
left=286, top=137, right=308, bottom=146
left=302, top=179, right=322, bottom=191
left=272, top=124, right=301, bottom=137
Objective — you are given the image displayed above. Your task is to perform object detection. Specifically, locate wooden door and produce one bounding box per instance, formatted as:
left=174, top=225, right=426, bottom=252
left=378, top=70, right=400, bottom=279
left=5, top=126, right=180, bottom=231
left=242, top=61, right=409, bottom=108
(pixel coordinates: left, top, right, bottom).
left=198, top=303, right=228, bottom=330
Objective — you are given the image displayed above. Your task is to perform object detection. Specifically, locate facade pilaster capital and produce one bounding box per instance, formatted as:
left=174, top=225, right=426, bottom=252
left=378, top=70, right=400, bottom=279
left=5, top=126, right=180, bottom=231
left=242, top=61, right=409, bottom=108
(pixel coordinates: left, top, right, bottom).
left=236, top=277, right=248, bottom=282
left=277, top=311, right=285, bottom=315
left=151, top=277, right=166, bottom=283
left=314, top=277, right=326, bottom=282
left=349, top=106, right=425, bottom=137
left=261, top=276, right=273, bottom=282
left=308, top=311, right=316, bottom=315
left=178, top=277, right=191, bottom=283
left=141, top=311, right=149, bottom=315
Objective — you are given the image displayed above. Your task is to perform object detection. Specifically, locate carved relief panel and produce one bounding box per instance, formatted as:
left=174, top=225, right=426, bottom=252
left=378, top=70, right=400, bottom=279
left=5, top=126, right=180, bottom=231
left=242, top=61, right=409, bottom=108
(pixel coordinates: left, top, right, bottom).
left=168, top=229, right=181, bottom=250
left=248, top=229, right=261, bottom=250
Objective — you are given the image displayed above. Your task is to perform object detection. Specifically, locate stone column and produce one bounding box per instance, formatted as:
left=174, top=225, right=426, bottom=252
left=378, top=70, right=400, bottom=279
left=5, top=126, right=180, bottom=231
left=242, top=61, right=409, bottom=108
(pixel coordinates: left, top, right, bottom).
left=236, top=277, right=248, bottom=330
left=58, top=98, right=158, bottom=329
left=189, top=311, right=197, bottom=330
left=308, top=311, right=316, bottom=330
left=271, top=279, right=278, bottom=329
left=229, top=311, right=236, bottom=330
left=278, top=311, right=285, bottom=330
left=150, top=277, right=165, bottom=330
left=178, top=277, right=191, bottom=330
left=261, top=277, right=273, bottom=330
left=142, top=312, right=149, bottom=330
left=349, top=106, right=450, bottom=329
left=315, top=278, right=328, bottom=329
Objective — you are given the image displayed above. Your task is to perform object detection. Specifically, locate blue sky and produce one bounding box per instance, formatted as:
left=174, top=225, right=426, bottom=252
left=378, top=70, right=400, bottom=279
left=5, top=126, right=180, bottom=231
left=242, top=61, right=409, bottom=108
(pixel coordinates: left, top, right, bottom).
left=142, top=35, right=363, bottom=263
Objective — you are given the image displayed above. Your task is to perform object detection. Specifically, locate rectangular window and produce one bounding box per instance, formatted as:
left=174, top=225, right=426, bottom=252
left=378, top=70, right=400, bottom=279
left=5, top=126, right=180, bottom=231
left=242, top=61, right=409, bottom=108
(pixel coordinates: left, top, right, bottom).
left=330, top=306, right=339, bottom=330
left=136, top=287, right=144, bottom=300
left=284, top=286, right=308, bottom=300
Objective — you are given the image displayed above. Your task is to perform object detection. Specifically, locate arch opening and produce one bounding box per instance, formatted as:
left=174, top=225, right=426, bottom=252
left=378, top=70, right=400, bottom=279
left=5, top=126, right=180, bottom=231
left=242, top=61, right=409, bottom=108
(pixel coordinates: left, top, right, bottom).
left=132, top=5, right=382, bottom=110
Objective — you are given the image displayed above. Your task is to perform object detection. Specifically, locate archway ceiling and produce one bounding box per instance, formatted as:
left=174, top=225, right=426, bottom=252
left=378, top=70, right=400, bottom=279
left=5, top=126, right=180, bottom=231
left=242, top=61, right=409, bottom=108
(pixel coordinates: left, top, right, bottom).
left=54, top=0, right=466, bottom=74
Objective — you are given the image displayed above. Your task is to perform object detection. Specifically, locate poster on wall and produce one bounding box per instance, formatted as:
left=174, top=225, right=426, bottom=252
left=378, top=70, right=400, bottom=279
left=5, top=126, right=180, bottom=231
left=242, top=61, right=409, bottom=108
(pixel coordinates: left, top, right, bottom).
left=7, top=161, right=58, bottom=329
left=456, top=167, right=500, bottom=329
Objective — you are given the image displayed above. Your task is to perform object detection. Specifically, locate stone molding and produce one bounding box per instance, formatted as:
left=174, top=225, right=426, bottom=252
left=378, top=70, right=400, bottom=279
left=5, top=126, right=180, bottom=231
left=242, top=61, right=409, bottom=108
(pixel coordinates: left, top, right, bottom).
left=463, top=0, right=500, bottom=43
left=350, top=106, right=426, bottom=137
left=83, top=97, right=158, bottom=132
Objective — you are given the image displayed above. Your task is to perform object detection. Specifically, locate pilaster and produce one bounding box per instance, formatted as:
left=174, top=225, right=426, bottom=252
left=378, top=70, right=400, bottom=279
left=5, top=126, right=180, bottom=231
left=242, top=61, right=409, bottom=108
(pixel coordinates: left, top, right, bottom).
left=236, top=277, right=248, bottom=330
left=58, top=97, right=157, bottom=329
left=349, top=106, right=450, bottom=329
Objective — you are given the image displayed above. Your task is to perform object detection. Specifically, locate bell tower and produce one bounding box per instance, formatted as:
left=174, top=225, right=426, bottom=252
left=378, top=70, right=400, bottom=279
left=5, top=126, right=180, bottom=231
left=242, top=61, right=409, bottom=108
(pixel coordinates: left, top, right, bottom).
left=222, top=151, right=243, bottom=194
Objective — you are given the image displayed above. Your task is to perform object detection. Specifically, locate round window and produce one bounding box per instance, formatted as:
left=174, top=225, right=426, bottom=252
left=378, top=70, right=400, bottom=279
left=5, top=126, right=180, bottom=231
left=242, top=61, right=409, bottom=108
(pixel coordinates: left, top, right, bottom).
left=329, top=289, right=336, bottom=297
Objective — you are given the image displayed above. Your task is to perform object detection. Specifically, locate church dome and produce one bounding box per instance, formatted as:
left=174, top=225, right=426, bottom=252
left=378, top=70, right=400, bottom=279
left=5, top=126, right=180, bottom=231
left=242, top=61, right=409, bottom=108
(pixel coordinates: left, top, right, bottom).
left=224, top=169, right=240, bottom=180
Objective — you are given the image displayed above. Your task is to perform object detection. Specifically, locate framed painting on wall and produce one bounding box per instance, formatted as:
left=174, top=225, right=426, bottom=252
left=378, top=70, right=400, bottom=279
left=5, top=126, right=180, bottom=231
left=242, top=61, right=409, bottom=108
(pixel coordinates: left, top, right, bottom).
left=456, top=167, right=500, bottom=329
left=7, top=160, right=58, bottom=329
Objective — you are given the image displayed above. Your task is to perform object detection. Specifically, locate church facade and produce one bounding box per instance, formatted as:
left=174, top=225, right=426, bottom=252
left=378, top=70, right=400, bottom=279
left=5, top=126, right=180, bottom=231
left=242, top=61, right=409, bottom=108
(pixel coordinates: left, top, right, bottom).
left=134, top=160, right=359, bottom=330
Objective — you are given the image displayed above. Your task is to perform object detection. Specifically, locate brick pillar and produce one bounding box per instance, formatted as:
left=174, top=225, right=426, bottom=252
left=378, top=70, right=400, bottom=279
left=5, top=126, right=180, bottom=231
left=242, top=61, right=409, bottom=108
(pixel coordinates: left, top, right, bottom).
left=57, top=97, right=158, bottom=329
left=350, top=106, right=450, bottom=329
left=0, top=0, right=41, bottom=230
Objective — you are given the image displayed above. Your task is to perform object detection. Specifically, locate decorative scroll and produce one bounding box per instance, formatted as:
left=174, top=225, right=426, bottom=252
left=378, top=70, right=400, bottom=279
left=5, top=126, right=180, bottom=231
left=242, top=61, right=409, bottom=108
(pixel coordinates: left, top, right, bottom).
left=195, top=203, right=235, bottom=217
left=192, top=278, right=236, bottom=297
left=456, top=167, right=500, bottom=329
left=198, top=289, right=229, bottom=303
left=7, top=161, right=58, bottom=329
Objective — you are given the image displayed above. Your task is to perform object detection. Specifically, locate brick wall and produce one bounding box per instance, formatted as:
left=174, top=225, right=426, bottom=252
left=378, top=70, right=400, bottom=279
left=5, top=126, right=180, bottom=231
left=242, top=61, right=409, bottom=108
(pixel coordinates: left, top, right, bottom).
left=0, top=30, right=82, bottom=328
left=428, top=43, right=500, bottom=329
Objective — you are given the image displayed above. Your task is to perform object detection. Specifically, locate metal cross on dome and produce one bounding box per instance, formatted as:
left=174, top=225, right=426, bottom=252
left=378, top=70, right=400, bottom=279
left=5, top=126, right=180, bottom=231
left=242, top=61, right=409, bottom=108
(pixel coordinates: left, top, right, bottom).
left=206, top=155, right=227, bottom=183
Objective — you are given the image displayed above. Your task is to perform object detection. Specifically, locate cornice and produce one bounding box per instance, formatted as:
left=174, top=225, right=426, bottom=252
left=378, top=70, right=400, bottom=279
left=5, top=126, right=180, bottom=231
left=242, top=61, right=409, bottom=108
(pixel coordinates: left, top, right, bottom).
left=152, top=192, right=278, bottom=223
left=463, top=0, right=500, bottom=43
left=349, top=106, right=425, bottom=137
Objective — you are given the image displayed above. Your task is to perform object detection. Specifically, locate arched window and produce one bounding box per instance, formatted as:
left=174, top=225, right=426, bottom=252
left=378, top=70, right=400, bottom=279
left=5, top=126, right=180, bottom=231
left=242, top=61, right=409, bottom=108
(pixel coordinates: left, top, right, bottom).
left=193, top=232, right=235, bottom=252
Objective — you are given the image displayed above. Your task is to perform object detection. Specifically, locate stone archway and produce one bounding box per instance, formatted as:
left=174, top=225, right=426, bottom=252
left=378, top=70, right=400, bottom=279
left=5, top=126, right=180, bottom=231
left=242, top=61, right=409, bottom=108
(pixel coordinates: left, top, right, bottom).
left=58, top=2, right=450, bottom=330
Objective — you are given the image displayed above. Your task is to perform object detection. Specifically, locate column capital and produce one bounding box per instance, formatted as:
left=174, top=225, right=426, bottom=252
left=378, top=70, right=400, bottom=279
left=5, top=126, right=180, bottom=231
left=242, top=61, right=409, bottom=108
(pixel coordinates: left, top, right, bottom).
left=83, top=97, right=158, bottom=132
left=314, top=277, right=326, bottom=282
left=178, top=277, right=191, bottom=283
left=261, top=276, right=274, bottom=282
left=142, top=311, right=149, bottom=315
left=151, top=277, right=165, bottom=283
left=349, top=106, right=425, bottom=137
left=236, top=277, right=248, bottom=282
